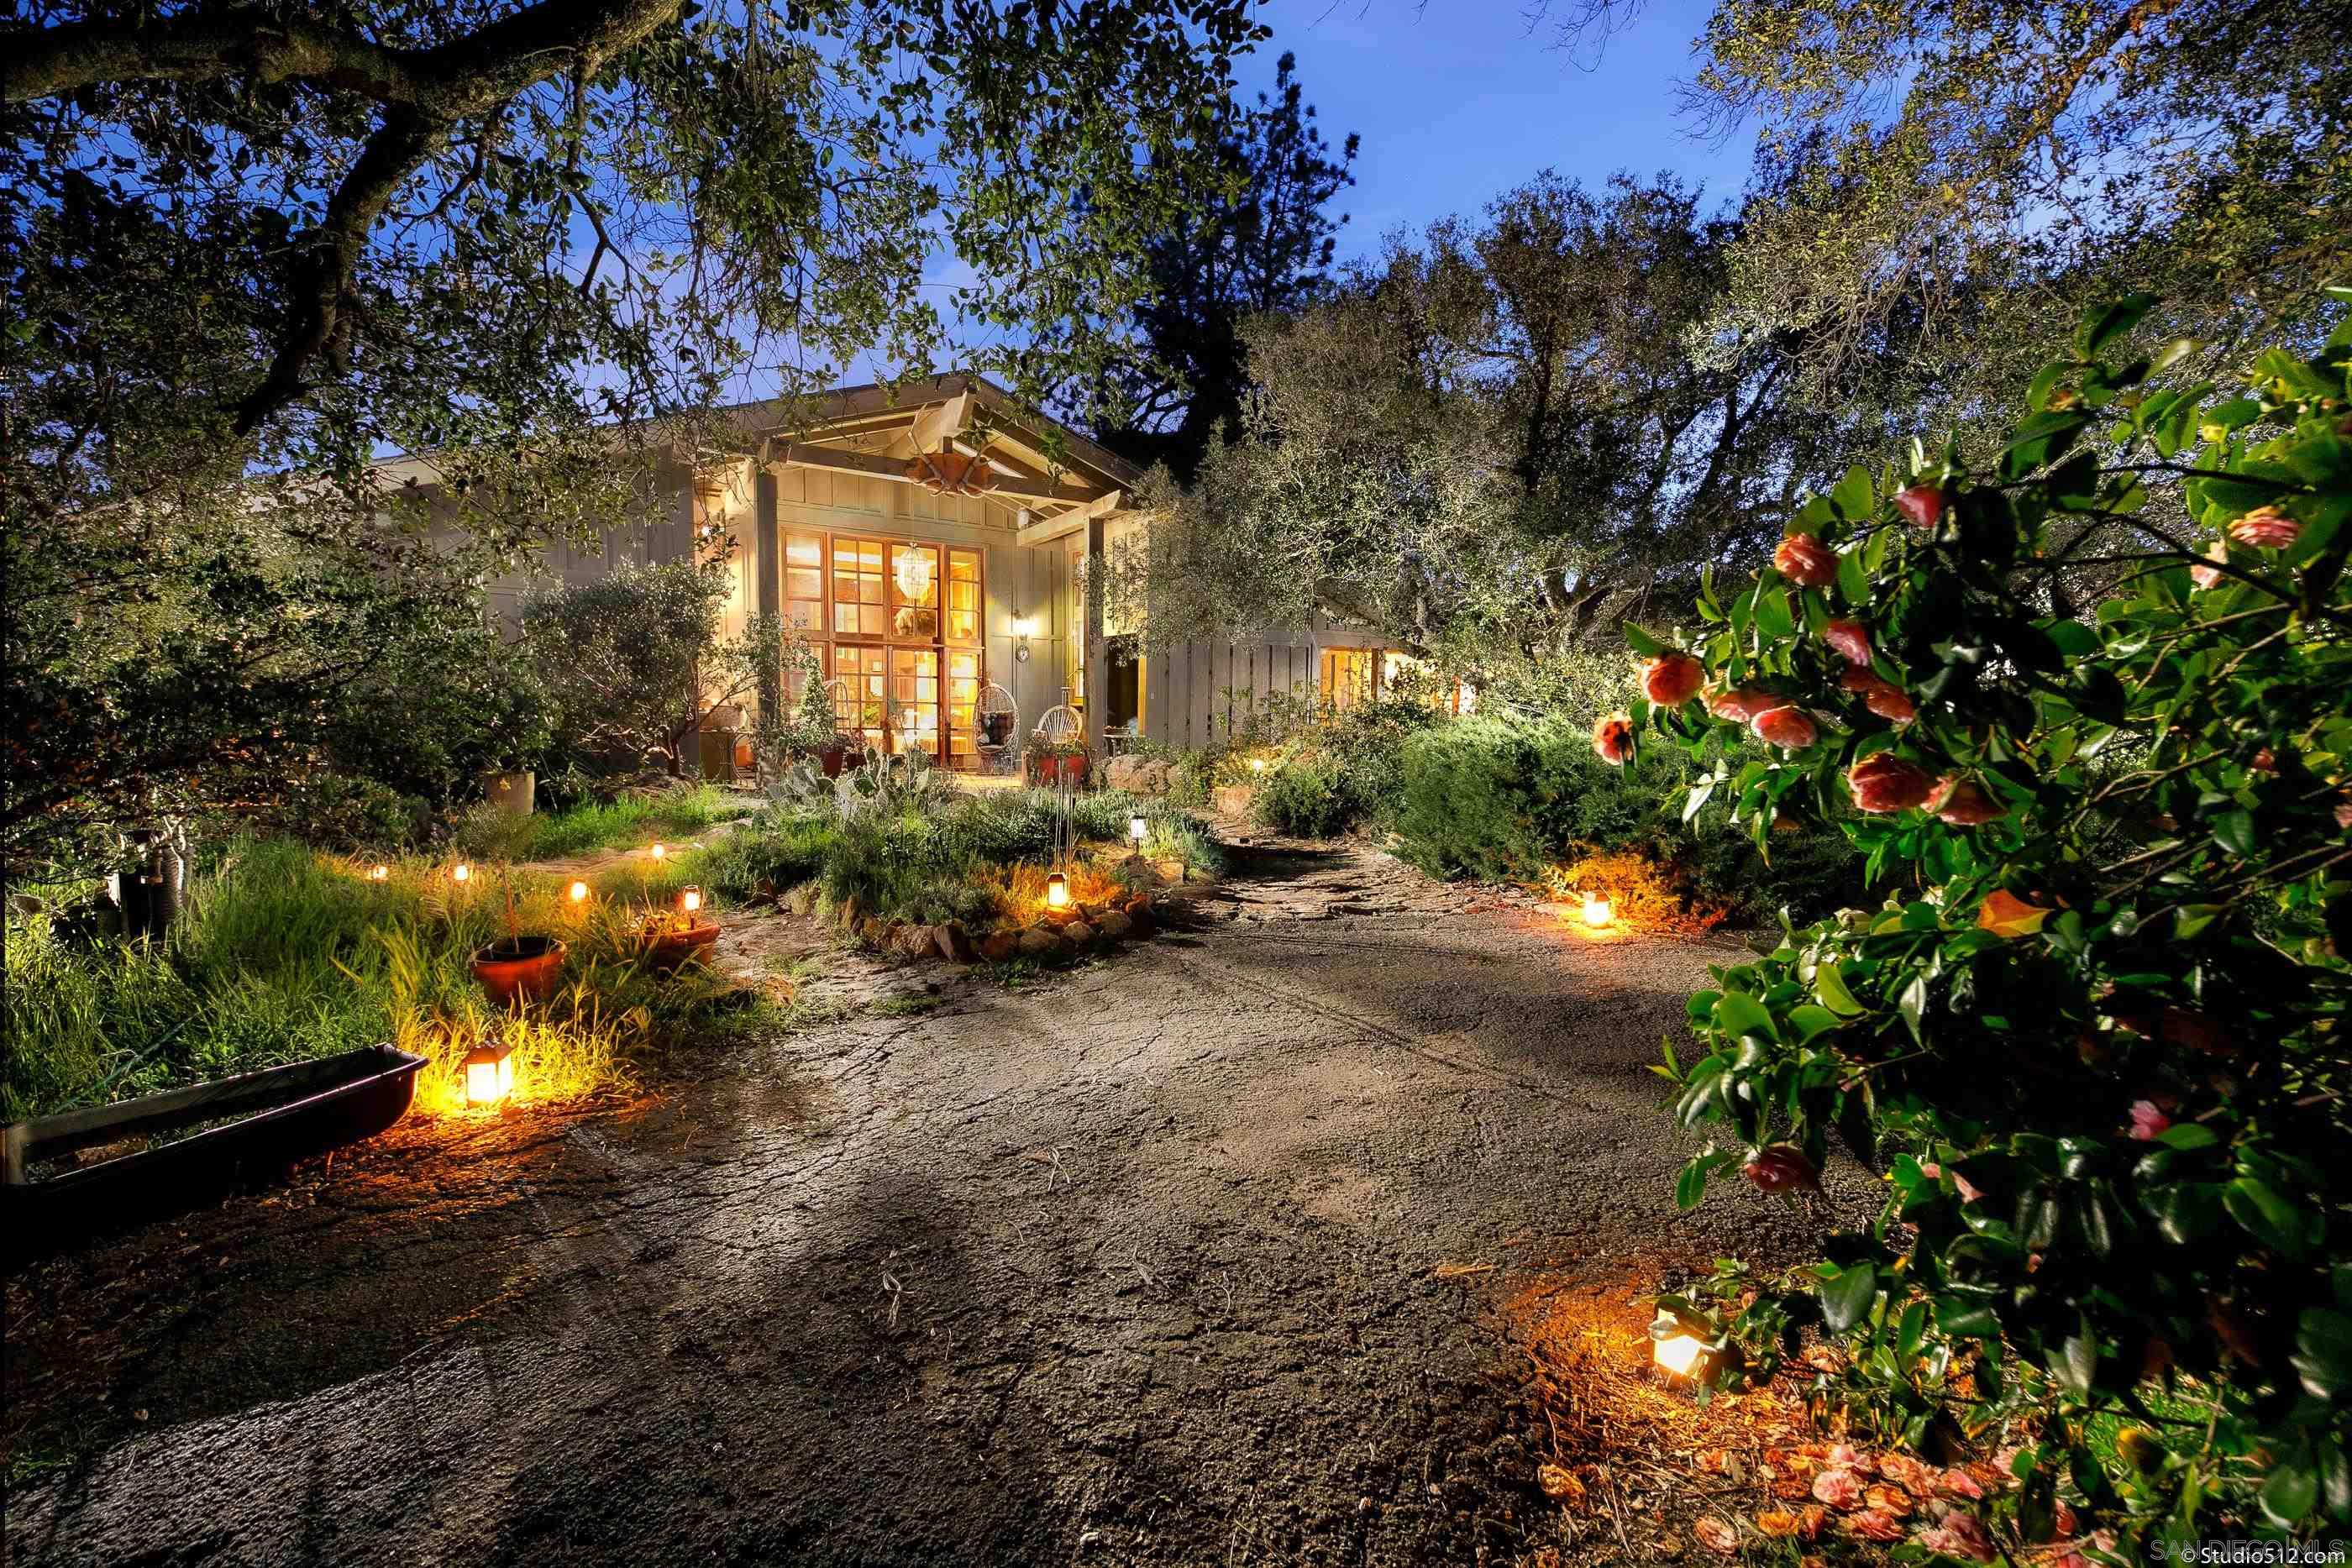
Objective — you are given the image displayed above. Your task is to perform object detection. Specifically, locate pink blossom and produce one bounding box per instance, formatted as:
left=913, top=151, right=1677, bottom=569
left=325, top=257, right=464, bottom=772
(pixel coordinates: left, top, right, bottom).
left=1708, top=686, right=1775, bottom=723
left=2129, top=1100, right=2172, bottom=1141
left=1822, top=618, right=1873, bottom=665
left=1643, top=653, right=1705, bottom=708
left=1592, top=712, right=1635, bottom=767
left=1813, top=1468, right=1866, bottom=1509
left=1895, top=485, right=1945, bottom=529
left=2337, top=796, right=2352, bottom=831
left=1845, top=1511, right=1906, bottom=1543
left=1928, top=776, right=2005, bottom=826
left=1752, top=705, right=1819, bottom=751
left=1775, top=532, right=1838, bottom=588
left=2190, top=538, right=2229, bottom=590
left=1940, top=1468, right=1986, bottom=1500
left=1916, top=1511, right=1997, bottom=1562
left=1847, top=753, right=1936, bottom=813
left=1840, top=667, right=1915, bottom=723
left=2230, top=506, right=2301, bottom=550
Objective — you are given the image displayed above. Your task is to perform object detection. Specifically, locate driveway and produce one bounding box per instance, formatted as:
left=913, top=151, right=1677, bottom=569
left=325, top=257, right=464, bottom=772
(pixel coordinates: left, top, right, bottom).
left=3, top=840, right=1840, bottom=1566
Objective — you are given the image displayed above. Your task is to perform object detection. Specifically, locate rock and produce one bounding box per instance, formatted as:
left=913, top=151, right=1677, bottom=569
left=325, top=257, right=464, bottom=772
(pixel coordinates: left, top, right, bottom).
left=838, top=894, right=862, bottom=931
left=936, top=921, right=970, bottom=962
left=1064, top=920, right=1097, bottom=947
left=1017, top=926, right=1059, bottom=957
left=1103, top=755, right=1173, bottom=794
left=1153, top=857, right=1187, bottom=882
left=1213, top=784, right=1253, bottom=817
left=858, top=916, right=889, bottom=947
left=979, top=931, right=1020, bottom=962
left=895, top=924, right=935, bottom=960
left=1095, top=910, right=1132, bottom=941
left=785, top=884, right=817, bottom=916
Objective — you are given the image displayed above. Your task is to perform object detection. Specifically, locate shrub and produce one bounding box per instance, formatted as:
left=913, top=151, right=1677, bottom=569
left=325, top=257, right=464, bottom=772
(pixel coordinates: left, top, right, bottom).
left=1253, top=754, right=1352, bottom=836
left=1645, top=297, right=2352, bottom=1549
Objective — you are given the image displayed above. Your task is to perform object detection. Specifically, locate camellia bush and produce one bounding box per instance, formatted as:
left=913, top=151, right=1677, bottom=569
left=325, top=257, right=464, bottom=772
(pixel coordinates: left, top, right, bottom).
left=1617, top=294, right=2352, bottom=1553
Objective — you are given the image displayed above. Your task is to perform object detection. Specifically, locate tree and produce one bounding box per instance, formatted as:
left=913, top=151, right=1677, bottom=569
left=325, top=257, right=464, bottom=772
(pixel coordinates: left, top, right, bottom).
left=1638, top=294, right=2352, bottom=1548
left=1126, top=173, right=1855, bottom=672
left=3, top=0, right=1266, bottom=865
left=1072, top=50, right=1357, bottom=480
left=1530, top=0, right=2351, bottom=405
left=520, top=562, right=780, bottom=778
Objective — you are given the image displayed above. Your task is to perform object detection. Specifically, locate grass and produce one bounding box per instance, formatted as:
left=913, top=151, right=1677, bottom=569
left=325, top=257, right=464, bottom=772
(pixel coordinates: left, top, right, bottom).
left=3, top=836, right=776, bottom=1124
left=449, top=782, right=745, bottom=863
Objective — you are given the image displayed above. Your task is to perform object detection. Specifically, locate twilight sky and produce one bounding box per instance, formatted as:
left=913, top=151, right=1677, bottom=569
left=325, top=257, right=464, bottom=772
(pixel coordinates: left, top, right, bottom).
left=1228, top=0, right=1752, bottom=260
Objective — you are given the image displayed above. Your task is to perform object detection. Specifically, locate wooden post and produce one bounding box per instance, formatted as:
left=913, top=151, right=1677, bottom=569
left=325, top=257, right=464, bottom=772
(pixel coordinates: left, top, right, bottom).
left=1084, top=513, right=1108, bottom=765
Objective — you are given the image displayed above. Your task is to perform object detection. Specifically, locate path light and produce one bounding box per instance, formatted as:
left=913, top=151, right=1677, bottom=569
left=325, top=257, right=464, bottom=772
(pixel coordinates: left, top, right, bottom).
left=1129, top=815, right=1148, bottom=846
left=680, top=884, right=703, bottom=915
left=465, top=1040, right=517, bottom=1107
left=1047, top=872, right=1070, bottom=910
left=1582, top=893, right=1614, bottom=930
left=1249, top=757, right=1267, bottom=774
left=1649, top=1308, right=1704, bottom=1378
left=568, top=880, right=590, bottom=905
left=367, top=864, right=390, bottom=882
left=452, top=862, right=471, bottom=884
left=648, top=842, right=666, bottom=863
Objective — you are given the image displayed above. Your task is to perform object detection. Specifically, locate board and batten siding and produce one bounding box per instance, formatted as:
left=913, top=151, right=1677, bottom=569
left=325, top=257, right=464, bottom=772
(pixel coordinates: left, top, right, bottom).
left=1139, top=609, right=1394, bottom=748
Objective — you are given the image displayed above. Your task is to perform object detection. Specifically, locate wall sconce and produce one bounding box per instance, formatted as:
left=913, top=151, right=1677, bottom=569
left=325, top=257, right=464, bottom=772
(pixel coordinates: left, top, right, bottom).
left=451, top=861, right=471, bottom=884
left=465, top=1040, right=517, bottom=1107
left=1046, top=872, right=1070, bottom=910
left=1012, top=611, right=1034, bottom=663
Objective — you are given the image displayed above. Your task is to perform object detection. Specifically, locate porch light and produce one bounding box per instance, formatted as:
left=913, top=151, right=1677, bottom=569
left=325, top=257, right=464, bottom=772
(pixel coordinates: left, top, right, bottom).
left=464, top=1040, right=517, bottom=1107
left=568, top=880, right=590, bottom=905
left=893, top=547, right=933, bottom=602
left=367, top=864, right=390, bottom=882
left=452, top=862, right=471, bottom=884
left=1047, top=873, right=1070, bottom=910
left=1582, top=894, right=1614, bottom=930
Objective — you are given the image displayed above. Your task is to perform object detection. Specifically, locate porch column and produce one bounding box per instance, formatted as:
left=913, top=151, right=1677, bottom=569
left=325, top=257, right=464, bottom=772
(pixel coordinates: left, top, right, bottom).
left=1083, top=513, right=1108, bottom=763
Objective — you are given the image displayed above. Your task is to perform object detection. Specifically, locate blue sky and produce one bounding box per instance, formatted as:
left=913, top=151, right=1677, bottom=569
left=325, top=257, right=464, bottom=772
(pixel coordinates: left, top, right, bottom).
left=1230, top=0, right=1753, bottom=260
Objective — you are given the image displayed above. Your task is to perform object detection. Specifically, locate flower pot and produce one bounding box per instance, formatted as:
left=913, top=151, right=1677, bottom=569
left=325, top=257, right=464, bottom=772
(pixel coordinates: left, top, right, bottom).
left=470, top=935, right=566, bottom=1005
left=648, top=918, right=722, bottom=971
left=480, top=770, right=536, bottom=816
left=732, top=734, right=755, bottom=772
left=1032, top=753, right=1089, bottom=787
left=819, top=742, right=853, bottom=779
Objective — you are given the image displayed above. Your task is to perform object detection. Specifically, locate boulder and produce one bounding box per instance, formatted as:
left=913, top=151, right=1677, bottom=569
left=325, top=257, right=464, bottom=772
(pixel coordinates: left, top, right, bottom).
left=785, top=883, right=817, bottom=916
left=895, top=924, right=936, bottom=960
left=838, top=894, right=862, bottom=931
left=1213, top=784, right=1253, bottom=817
left=1017, top=926, right=1060, bottom=957
left=858, top=916, right=890, bottom=948
left=1153, top=857, right=1188, bottom=883
left=980, top=930, right=1020, bottom=962
left=1063, top=920, right=1097, bottom=947
left=936, top=921, right=971, bottom=962
left=1102, top=754, right=1173, bottom=795
left=1095, top=909, right=1132, bottom=941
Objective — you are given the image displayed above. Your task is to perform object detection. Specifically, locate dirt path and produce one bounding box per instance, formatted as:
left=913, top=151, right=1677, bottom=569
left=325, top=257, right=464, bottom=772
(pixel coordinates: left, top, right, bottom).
left=3, top=838, right=1853, bottom=1566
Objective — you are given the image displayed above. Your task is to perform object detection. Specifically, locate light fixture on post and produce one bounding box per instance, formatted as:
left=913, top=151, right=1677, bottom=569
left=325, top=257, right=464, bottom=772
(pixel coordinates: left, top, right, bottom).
left=451, top=861, right=471, bottom=884
left=1046, top=872, right=1070, bottom=911
left=648, top=842, right=666, bottom=863
left=465, top=1039, right=517, bottom=1107
left=569, top=880, right=591, bottom=906
left=1647, top=1307, right=1733, bottom=1384
left=1129, top=815, right=1148, bottom=850
left=678, top=884, right=703, bottom=926
left=1248, top=757, right=1267, bottom=775
left=367, top=863, right=390, bottom=882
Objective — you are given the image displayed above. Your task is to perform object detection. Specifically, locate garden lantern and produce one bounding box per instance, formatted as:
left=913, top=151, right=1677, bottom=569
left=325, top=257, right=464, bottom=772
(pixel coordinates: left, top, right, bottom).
left=367, top=864, right=390, bottom=882
left=568, top=880, right=590, bottom=905
left=1129, top=815, right=1147, bottom=846
left=677, top=885, right=704, bottom=930
left=649, top=842, right=666, bottom=862
left=1047, top=873, right=1070, bottom=910
left=464, top=1040, right=517, bottom=1107
left=1649, top=1309, right=1704, bottom=1378
left=1249, top=757, right=1266, bottom=774
left=452, top=861, right=471, bottom=884
left=1582, top=894, right=1614, bottom=930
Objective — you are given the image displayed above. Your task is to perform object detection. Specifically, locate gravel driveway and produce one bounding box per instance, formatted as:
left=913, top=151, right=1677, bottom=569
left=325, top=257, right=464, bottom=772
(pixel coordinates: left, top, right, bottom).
left=3, top=839, right=1839, bottom=1566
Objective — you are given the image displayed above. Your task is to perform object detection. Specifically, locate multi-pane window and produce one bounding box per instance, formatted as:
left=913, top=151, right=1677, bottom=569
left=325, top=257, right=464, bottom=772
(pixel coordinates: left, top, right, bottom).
left=785, top=526, right=985, bottom=767
left=1320, top=648, right=1376, bottom=711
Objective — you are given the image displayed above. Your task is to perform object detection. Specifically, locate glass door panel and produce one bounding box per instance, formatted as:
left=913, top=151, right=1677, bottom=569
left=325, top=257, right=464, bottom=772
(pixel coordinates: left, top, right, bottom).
left=889, top=648, right=941, bottom=760
left=832, top=644, right=889, bottom=752
left=944, top=548, right=982, bottom=644
left=832, top=538, right=885, bottom=637
left=889, top=543, right=940, bottom=641
left=944, top=648, right=982, bottom=768
left=783, top=531, right=827, bottom=632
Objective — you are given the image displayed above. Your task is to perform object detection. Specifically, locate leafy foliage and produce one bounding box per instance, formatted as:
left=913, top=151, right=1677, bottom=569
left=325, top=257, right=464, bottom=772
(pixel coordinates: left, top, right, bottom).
left=1645, top=296, right=2352, bottom=1546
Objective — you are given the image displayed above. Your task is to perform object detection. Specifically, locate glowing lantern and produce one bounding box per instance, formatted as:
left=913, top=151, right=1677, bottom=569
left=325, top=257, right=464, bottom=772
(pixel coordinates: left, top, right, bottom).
left=1046, top=873, right=1070, bottom=910
left=367, top=864, right=390, bottom=882
left=464, top=1040, right=517, bottom=1107
left=1649, top=1308, right=1706, bottom=1378
left=1129, top=815, right=1148, bottom=845
left=451, top=862, right=471, bottom=884
left=648, top=842, right=666, bottom=862
left=1249, top=758, right=1267, bottom=774
left=568, top=880, right=590, bottom=905
left=680, top=884, right=703, bottom=915
left=1582, top=894, right=1614, bottom=929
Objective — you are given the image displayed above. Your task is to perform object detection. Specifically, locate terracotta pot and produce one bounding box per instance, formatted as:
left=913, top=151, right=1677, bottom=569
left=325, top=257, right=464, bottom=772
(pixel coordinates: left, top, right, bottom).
left=819, top=742, right=853, bottom=779
left=470, top=935, right=566, bottom=1005
left=1032, top=753, right=1089, bottom=787
left=732, top=734, right=755, bottom=771
left=648, top=918, right=722, bottom=971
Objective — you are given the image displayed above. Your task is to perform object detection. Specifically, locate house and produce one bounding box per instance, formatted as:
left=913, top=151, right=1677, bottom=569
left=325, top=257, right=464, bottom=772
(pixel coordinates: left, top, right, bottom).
left=444, top=374, right=1415, bottom=769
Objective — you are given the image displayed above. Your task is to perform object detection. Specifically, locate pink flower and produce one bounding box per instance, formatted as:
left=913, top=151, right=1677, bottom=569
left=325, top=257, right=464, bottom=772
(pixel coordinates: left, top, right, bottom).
left=2129, top=1100, right=2172, bottom=1141
left=1927, top=776, right=2004, bottom=826
left=1775, top=532, right=1839, bottom=588
left=1840, top=667, right=1915, bottom=724
left=1895, top=485, right=1945, bottom=529
left=1752, top=705, right=1819, bottom=751
left=1707, top=686, right=1774, bottom=724
left=1642, top=653, right=1704, bottom=708
left=1951, top=1170, right=1986, bottom=1204
left=2190, top=538, right=2229, bottom=590
left=1823, top=618, right=1873, bottom=665
left=1591, top=711, right=1635, bottom=767
left=1847, top=753, right=1936, bottom=813
left=1743, top=1145, right=1820, bottom=1194
left=1940, top=1468, right=1986, bottom=1500
left=2230, top=506, right=2301, bottom=550
left=1844, top=1511, right=1906, bottom=1543
left=1916, top=1511, right=1997, bottom=1562
left=1813, top=1468, right=1866, bottom=1509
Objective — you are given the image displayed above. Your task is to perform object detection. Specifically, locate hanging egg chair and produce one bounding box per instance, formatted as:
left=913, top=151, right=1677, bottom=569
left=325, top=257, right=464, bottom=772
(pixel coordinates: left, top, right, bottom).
left=976, top=683, right=1019, bottom=752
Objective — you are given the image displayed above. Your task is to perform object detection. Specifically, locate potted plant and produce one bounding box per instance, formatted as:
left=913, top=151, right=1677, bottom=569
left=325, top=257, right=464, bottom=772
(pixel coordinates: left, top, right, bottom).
left=1026, top=732, right=1089, bottom=788
left=777, top=642, right=857, bottom=777
left=470, top=870, right=567, bottom=1004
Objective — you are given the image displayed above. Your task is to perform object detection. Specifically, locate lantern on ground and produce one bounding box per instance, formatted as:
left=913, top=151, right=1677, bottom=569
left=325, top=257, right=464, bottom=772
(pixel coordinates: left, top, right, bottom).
left=1129, top=815, right=1148, bottom=847
left=648, top=842, right=666, bottom=863
left=1249, top=757, right=1266, bottom=774
left=465, top=1040, right=517, bottom=1107
left=452, top=862, right=471, bottom=884
left=568, top=880, right=590, bottom=905
left=1582, top=893, right=1614, bottom=930
left=1046, top=873, right=1070, bottom=910
left=680, top=884, right=703, bottom=915
left=368, top=864, right=390, bottom=882
left=1649, top=1308, right=1704, bottom=1378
